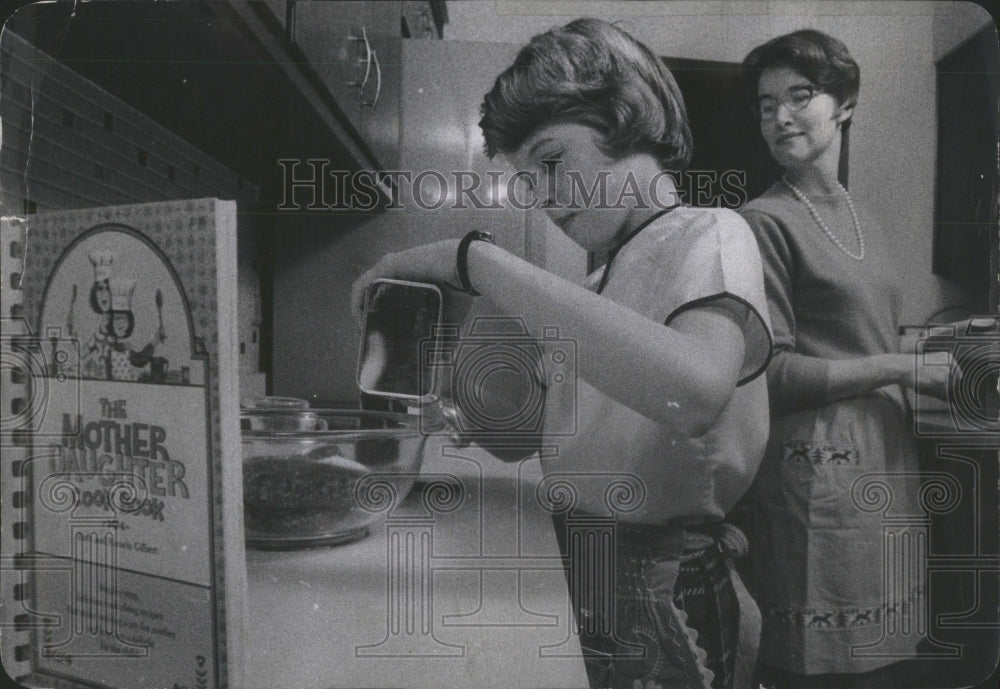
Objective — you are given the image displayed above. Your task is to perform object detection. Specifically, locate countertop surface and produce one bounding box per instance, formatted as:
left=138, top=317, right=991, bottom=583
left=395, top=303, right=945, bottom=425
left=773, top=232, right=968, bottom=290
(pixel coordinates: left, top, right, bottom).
left=243, top=442, right=589, bottom=689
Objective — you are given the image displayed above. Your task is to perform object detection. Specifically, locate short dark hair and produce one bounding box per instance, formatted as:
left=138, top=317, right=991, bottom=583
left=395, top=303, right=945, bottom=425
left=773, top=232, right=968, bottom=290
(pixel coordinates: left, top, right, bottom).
left=479, top=18, right=692, bottom=170
left=741, top=29, right=860, bottom=119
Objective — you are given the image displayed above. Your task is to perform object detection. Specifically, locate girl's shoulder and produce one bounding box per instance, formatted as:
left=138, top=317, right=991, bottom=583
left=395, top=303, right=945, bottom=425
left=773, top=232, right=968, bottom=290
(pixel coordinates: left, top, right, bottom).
left=646, top=205, right=757, bottom=253
left=619, top=206, right=762, bottom=282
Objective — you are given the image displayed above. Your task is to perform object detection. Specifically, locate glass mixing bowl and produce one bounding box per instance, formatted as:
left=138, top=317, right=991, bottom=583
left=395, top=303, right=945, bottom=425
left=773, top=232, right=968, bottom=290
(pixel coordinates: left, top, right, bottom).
left=241, top=405, right=438, bottom=549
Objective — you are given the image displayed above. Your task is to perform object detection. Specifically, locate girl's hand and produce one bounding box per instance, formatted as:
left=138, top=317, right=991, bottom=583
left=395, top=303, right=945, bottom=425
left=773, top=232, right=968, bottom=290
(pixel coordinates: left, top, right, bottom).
left=350, top=239, right=462, bottom=323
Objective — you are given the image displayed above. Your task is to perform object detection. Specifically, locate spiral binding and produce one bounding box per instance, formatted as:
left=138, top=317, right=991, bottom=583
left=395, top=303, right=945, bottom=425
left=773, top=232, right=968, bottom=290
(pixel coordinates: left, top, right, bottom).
left=2, top=216, right=35, bottom=682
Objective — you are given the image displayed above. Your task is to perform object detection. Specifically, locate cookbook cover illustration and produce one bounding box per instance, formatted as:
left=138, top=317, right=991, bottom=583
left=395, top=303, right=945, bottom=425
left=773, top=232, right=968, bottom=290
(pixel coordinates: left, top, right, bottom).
left=1, top=199, right=244, bottom=689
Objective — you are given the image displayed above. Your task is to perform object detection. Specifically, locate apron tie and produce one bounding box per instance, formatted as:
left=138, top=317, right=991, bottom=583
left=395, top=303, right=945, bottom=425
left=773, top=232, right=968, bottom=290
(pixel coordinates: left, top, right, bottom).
left=703, top=521, right=760, bottom=689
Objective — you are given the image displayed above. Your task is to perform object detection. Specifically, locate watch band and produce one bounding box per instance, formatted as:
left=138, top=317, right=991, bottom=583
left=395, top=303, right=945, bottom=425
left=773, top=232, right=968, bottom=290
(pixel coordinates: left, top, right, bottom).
left=456, top=230, right=495, bottom=296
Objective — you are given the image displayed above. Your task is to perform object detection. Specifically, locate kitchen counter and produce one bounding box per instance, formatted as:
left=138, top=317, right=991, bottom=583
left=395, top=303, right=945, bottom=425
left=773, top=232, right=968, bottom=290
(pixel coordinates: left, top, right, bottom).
left=244, top=445, right=589, bottom=688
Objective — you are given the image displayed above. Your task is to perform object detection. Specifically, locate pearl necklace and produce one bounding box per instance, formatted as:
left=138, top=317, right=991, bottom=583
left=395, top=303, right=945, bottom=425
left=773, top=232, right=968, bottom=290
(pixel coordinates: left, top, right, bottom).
left=782, top=176, right=865, bottom=260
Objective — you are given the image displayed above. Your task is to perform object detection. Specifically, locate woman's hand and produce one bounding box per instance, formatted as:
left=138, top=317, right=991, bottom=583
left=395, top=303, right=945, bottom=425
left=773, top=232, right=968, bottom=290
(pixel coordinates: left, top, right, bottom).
left=890, top=351, right=961, bottom=400
left=859, top=352, right=961, bottom=401
left=821, top=352, right=960, bottom=406
left=350, top=239, right=462, bottom=324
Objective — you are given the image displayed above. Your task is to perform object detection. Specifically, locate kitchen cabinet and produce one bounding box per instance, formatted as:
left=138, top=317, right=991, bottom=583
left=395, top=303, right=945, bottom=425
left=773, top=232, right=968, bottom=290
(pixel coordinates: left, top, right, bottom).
left=292, top=1, right=402, bottom=170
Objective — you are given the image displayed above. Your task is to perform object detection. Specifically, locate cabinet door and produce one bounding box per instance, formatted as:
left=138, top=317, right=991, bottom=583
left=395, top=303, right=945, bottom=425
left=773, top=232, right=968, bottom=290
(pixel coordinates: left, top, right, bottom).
left=361, top=31, right=400, bottom=170
left=292, top=1, right=371, bottom=141
left=361, top=0, right=402, bottom=38
left=292, top=1, right=401, bottom=171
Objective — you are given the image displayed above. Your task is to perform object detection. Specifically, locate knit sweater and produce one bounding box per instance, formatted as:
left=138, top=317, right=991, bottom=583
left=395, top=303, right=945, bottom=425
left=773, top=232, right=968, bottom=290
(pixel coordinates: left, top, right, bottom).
left=739, top=181, right=902, bottom=414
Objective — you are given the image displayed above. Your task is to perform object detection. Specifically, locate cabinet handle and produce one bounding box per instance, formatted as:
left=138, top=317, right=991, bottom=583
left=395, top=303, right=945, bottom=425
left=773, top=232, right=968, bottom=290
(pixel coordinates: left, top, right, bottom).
left=363, top=49, right=382, bottom=112
left=347, top=26, right=373, bottom=90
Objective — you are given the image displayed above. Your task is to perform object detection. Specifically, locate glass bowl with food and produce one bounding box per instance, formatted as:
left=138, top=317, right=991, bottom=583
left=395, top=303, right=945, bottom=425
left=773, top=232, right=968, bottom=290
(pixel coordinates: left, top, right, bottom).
left=241, top=399, right=439, bottom=549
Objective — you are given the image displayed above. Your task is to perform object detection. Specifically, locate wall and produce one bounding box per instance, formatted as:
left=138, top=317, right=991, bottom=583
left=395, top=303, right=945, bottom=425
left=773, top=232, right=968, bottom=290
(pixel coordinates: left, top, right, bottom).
left=0, top=32, right=254, bottom=213
left=0, top=29, right=266, bottom=396
left=444, top=0, right=992, bottom=324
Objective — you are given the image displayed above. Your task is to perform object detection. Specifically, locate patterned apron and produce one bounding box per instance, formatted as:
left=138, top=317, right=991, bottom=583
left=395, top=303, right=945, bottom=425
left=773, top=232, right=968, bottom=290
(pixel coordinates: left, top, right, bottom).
left=749, top=388, right=924, bottom=674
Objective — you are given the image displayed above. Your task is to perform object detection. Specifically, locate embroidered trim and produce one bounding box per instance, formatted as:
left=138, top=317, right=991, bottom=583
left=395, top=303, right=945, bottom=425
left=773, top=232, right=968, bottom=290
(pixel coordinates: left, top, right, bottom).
left=782, top=441, right=860, bottom=466
left=764, top=585, right=924, bottom=629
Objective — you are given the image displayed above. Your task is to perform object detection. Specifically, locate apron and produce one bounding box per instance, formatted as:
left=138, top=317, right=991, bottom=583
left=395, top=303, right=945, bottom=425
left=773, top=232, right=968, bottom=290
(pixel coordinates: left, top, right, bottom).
left=554, top=513, right=762, bottom=689
left=110, top=345, right=140, bottom=381
left=82, top=330, right=113, bottom=379
left=750, top=388, right=924, bottom=674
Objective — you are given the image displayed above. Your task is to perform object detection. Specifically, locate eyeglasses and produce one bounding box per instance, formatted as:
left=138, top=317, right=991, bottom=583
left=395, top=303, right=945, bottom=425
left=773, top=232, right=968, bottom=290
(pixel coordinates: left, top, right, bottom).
left=758, top=85, right=818, bottom=121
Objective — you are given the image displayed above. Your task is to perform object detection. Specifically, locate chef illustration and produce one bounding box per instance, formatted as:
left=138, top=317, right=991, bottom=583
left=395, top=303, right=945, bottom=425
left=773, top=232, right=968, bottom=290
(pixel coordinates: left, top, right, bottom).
left=106, top=277, right=167, bottom=381
left=79, top=249, right=116, bottom=379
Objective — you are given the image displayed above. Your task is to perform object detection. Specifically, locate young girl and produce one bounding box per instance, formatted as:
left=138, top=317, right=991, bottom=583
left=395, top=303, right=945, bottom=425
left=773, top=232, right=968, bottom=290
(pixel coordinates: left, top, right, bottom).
left=352, top=19, right=772, bottom=689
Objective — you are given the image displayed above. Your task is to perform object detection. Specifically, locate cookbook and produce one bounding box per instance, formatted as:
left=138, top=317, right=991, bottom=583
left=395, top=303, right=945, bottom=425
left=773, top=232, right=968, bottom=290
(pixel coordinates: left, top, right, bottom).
left=1, top=199, right=245, bottom=689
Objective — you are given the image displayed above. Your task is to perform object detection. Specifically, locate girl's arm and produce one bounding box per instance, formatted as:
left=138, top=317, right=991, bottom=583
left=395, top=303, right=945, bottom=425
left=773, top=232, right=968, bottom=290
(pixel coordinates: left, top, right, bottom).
left=466, top=241, right=747, bottom=436
left=352, top=239, right=746, bottom=437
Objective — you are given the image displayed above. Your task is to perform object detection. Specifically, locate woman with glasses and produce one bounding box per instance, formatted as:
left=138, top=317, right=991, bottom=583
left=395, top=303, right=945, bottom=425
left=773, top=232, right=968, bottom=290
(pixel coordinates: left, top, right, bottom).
left=736, top=29, right=953, bottom=689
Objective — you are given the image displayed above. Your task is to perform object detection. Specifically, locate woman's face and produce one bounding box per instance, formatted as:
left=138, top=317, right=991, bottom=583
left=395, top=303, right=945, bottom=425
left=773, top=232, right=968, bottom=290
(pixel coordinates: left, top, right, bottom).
left=94, top=281, right=111, bottom=312
left=757, top=67, right=852, bottom=173
left=507, top=122, right=659, bottom=253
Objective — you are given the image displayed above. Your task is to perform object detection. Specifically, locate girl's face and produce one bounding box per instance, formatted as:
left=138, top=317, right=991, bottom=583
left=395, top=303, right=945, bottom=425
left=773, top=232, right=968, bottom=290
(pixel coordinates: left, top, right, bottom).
left=94, top=281, right=111, bottom=312
left=757, top=67, right=853, bottom=173
left=507, top=122, right=661, bottom=253
left=111, top=313, right=130, bottom=337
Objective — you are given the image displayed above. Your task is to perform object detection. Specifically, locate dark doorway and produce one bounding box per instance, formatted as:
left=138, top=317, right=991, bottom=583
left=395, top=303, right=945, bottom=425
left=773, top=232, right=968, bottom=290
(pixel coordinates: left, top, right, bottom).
left=662, top=56, right=782, bottom=208
left=933, top=26, right=999, bottom=312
